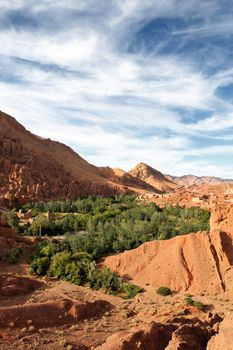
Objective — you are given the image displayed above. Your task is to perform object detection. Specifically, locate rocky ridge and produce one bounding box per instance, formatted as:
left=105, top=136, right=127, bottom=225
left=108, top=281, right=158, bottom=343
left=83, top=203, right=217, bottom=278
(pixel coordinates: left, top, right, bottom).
left=129, top=162, right=177, bottom=192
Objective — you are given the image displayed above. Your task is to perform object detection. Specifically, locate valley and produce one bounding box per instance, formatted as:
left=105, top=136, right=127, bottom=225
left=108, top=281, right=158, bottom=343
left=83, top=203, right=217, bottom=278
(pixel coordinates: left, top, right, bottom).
left=0, top=112, right=233, bottom=350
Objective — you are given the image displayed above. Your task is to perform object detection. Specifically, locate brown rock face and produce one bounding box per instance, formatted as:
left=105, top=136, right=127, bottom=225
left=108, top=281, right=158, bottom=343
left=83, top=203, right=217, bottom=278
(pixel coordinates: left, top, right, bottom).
left=0, top=111, right=129, bottom=207
left=104, top=204, right=233, bottom=295
left=129, top=162, right=177, bottom=192
left=96, top=314, right=219, bottom=350
left=95, top=322, right=177, bottom=350
left=207, top=313, right=233, bottom=350
left=99, top=167, right=159, bottom=193
left=210, top=206, right=233, bottom=233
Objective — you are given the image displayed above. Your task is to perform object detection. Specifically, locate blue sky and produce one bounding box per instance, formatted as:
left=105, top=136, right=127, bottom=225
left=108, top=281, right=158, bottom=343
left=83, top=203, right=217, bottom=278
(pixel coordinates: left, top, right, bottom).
left=1, top=0, right=233, bottom=177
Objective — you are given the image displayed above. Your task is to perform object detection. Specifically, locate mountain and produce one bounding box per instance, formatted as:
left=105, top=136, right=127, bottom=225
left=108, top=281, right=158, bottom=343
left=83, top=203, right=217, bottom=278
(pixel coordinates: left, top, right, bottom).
left=128, top=162, right=177, bottom=192
left=0, top=111, right=161, bottom=207
left=2, top=110, right=233, bottom=208
left=0, top=111, right=122, bottom=207
left=99, top=166, right=160, bottom=193
left=166, top=174, right=233, bottom=187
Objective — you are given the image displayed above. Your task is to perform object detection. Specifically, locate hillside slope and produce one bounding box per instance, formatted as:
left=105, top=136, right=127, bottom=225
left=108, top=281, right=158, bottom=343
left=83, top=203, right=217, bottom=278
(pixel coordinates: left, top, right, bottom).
left=129, top=162, right=177, bottom=192
left=104, top=206, right=233, bottom=295
left=0, top=112, right=138, bottom=207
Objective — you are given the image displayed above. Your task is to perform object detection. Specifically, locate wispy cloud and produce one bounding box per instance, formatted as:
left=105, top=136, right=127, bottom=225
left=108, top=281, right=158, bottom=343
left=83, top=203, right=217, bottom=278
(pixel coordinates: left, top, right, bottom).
left=0, top=0, right=233, bottom=177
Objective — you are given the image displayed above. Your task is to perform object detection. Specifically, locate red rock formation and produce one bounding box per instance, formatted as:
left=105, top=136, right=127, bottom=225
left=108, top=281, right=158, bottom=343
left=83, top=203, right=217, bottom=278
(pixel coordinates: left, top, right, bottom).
left=96, top=314, right=219, bottom=350
left=99, top=167, right=160, bottom=193
left=0, top=111, right=128, bottom=207
left=104, top=206, right=233, bottom=295
left=210, top=206, right=233, bottom=233
left=0, top=298, right=112, bottom=328
left=129, top=163, right=177, bottom=192
left=207, top=313, right=233, bottom=350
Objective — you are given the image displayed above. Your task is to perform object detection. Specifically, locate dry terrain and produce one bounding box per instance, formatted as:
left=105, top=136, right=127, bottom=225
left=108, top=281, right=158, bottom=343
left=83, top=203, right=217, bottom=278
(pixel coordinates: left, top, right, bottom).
left=1, top=187, right=233, bottom=349
left=1, top=112, right=233, bottom=349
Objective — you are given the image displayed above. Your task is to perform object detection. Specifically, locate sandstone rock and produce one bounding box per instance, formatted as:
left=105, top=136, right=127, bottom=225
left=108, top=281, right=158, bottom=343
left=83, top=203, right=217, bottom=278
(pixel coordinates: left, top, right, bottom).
left=129, top=162, right=177, bottom=192
left=165, top=323, right=214, bottom=350
left=104, top=227, right=233, bottom=294
left=207, top=313, right=233, bottom=350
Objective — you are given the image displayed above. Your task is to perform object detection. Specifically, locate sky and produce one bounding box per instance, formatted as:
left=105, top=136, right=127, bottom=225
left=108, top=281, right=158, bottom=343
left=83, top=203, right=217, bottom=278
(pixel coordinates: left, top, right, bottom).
left=1, top=0, right=233, bottom=178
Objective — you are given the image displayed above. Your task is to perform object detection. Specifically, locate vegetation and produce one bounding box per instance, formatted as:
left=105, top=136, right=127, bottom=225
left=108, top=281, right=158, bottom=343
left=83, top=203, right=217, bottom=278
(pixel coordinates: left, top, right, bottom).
left=6, top=210, right=20, bottom=232
left=7, top=247, right=23, bottom=264
left=11, top=195, right=210, bottom=296
left=156, top=286, right=172, bottom=296
left=13, top=195, right=210, bottom=260
left=122, top=283, right=144, bottom=299
left=184, top=294, right=205, bottom=310
left=29, top=240, right=141, bottom=297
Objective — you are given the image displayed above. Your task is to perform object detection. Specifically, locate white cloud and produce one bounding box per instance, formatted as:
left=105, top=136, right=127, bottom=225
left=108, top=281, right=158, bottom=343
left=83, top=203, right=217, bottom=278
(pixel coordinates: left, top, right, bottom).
left=0, top=0, right=233, bottom=178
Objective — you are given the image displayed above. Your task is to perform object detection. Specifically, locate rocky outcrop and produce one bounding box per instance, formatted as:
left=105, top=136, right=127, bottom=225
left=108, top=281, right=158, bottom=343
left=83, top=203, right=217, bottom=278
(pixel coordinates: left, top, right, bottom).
left=0, top=275, right=44, bottom=296
left=210, top=206, right=233, bottom=233
left=207, top=313, right=233, bottom=350
left=129, top=163, right=177, bottom=192
left=96, top=313, right=220, bottom=350
left=99, top=167, right=160, bottom=193
left=104, top=228, right=233, bottom=294
left=0, top=214, right=16, bottom=239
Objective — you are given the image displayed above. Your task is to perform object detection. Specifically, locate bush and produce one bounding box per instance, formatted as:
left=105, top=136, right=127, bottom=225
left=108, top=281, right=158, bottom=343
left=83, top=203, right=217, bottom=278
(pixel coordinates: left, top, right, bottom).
left=7, top=247, right=23, bottom=264
left=156, top=287, right=172, bottom=296
left=48, top=251, right=71, bottom=278
left=184, top=294, right=193, bottom=305
left=88, top=267, right=121, bottom=293
left=193, top=300, right=205, bottom=310
left=6, top=210, right=20, bottom=232
left=29, top=257, right=50, bottom=275
left=184, top=295, right=205, bottom=310
left=65, top=261, right=84, bottom=285
left=122, top=283, right=144, bottom=299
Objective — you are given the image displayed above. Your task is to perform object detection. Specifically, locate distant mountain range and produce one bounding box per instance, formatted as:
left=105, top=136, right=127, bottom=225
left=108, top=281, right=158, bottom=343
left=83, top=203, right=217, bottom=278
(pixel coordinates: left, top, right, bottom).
left=166, top=174, right=233, bottom=187
left=0, top=110, right=232, bottom=207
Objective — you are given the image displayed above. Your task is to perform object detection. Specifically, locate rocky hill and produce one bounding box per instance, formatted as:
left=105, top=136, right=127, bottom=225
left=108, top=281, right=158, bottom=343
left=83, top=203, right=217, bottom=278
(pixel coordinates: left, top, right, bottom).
left=104, top=205, right=233, bottom=296
left=0, top=111, right=161, bottom=207
left=1, top=110, right=233, bottom=209
left=129, top=162, right=177, bottom=192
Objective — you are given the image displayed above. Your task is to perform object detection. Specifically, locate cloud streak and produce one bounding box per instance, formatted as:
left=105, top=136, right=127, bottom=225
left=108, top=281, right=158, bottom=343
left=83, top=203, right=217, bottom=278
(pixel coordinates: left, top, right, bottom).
left=0, top=0, right=233, bottom=177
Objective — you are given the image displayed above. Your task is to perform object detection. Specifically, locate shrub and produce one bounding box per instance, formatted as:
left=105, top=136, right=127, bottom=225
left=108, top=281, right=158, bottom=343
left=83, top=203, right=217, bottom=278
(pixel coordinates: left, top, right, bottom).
left=29, top=257, right=50, bottom=275
left=64, top=261, right=83, bottom=285
left=193, top=300, right=205, bottom=310
left=88, top=267, right=121, bottom=293
left=6, top=210, right=20, bottom=232
left=48, top=251, right=71, bottom=278
left=156, top=287, right=172, bottom=296
left=122, top=283, right=144, bottom=299
left=184, top=294, right=193, bottom=305
left=184, top=295, right=205, bottom=310
left=7, top=247, right=23, bottom=264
